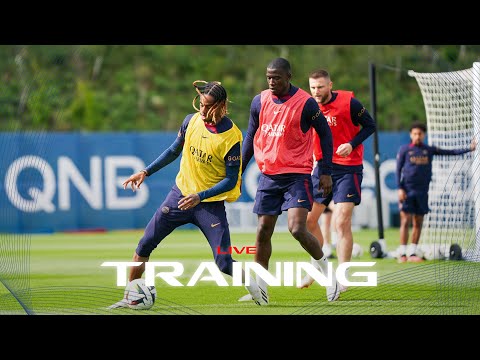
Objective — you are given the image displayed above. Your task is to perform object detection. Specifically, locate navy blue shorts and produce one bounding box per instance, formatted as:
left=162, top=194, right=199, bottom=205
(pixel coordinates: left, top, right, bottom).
left=135, top=185, right=234, bottom=274
left=312, top=166, right=363, bottom=206
left=400, top=190, right=429, bottom=215
left=253, top=173, right=313, bottom=215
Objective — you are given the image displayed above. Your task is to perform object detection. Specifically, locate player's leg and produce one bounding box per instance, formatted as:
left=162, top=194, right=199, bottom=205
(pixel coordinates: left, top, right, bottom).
left=301, top=202, right=329, bottom=288
left=407, top=214, right=424, bottom=262
left=194, top=200, right=234, bottom=275
left=328, top=201, right=338, bottom=250
left=238, top=174, right=283, bottom=302
left=284, top=174, right=339, bottom=301
left=306, top=202, right=327, bottom=250
left=407, top=192, right=427, bottom=263
left=288, top=207, right=323, bottom=256
left=334, top=202, right=355, bottom=263
left=411, top=215, right=425, bottom=249
left=329, top=172, right=361, bottom=293
left=398, top=189, right=417, bottom=263
left=247, top=214, right=278, bottom=303
left=109, top=186, right=189, bottom=308
left=398, top=211, right=411, bottom=263
left=194, top=201, right=267, bottom=306
left=293, top=172, right=328, bottom=288
left=255, top=214, right=277, bottom=270
left=321, top=208, right=334, bottom=258
left=252, top=173, right=283, bottom=270
left=237, top=214, right=276, bottom=304
left=289, top=207, right=339, bottom=300
left=331, top=172, right=361, bottom=264
left=132, top=186, right=191, bottom=277
left=307, top=163, right=331, bottom=255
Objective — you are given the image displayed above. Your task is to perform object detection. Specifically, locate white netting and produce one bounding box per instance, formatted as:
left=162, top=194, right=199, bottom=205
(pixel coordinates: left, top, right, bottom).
left=408, top=63, right=480, bottom=262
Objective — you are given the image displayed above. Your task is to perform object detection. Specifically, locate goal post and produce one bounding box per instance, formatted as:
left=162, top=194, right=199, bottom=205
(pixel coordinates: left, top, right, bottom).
left=408, top=63, right=480, bottom=262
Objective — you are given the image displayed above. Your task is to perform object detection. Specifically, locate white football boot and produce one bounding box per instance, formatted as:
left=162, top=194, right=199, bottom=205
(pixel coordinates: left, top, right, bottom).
left=242, top=276, right=269, bottom=305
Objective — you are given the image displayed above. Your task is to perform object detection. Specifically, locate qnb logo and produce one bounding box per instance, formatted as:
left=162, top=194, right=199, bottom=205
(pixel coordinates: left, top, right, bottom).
left=261, top=124, right=286, bottom=137
left=189, top=146, right=213, bottom=164
left=4, top=155, right=148, bottom=213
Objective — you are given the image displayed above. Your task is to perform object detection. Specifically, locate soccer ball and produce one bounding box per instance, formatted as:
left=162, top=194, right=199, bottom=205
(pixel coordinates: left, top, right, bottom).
left=351, top=243, right=364, bottom=258
left=125, top=278, right=157, bottom=310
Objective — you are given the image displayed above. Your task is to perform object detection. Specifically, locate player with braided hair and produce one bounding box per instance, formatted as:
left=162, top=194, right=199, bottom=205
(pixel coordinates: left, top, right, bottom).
left=191, top=80, right=228, bottom=124
left=109, top=80, right=267, bottom=308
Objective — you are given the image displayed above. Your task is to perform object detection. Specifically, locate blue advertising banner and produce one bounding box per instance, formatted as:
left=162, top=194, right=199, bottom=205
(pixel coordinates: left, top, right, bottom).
left=0, top=131, right=410, bottom=233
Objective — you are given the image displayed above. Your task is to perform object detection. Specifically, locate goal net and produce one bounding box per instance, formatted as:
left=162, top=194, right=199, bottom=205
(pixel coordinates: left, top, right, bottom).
left=408, top=63, right=480, bottom=262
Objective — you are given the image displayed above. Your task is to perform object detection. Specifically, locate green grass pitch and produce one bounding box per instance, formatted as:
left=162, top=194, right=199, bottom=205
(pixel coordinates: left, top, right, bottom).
left=1, top=228, right=479, bottom=315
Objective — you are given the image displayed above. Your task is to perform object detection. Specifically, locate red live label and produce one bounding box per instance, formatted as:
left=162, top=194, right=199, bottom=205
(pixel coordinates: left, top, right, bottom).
left=216, top=246, right=256, bottom=255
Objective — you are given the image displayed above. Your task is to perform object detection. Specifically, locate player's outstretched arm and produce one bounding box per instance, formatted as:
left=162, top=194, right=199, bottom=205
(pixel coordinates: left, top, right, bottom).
left=144, top=136, right=184, bottom=176
left=123, top=135, right=184, bottom=193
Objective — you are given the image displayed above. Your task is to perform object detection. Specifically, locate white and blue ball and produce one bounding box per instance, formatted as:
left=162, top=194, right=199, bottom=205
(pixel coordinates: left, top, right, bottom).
left=125, top=278, right=156, bottom=310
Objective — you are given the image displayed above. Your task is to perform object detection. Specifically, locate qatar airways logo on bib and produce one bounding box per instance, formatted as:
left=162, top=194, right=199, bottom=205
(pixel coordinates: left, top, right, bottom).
left=189, top=146, right=213, bottom=164
left=326, top=116, right=337, bottom=127
left=261, top=124, right=286, bottom=137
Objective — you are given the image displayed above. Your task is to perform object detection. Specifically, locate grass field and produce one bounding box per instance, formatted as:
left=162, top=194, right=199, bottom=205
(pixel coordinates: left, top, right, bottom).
left=1, top=227, right=479, bottom=315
